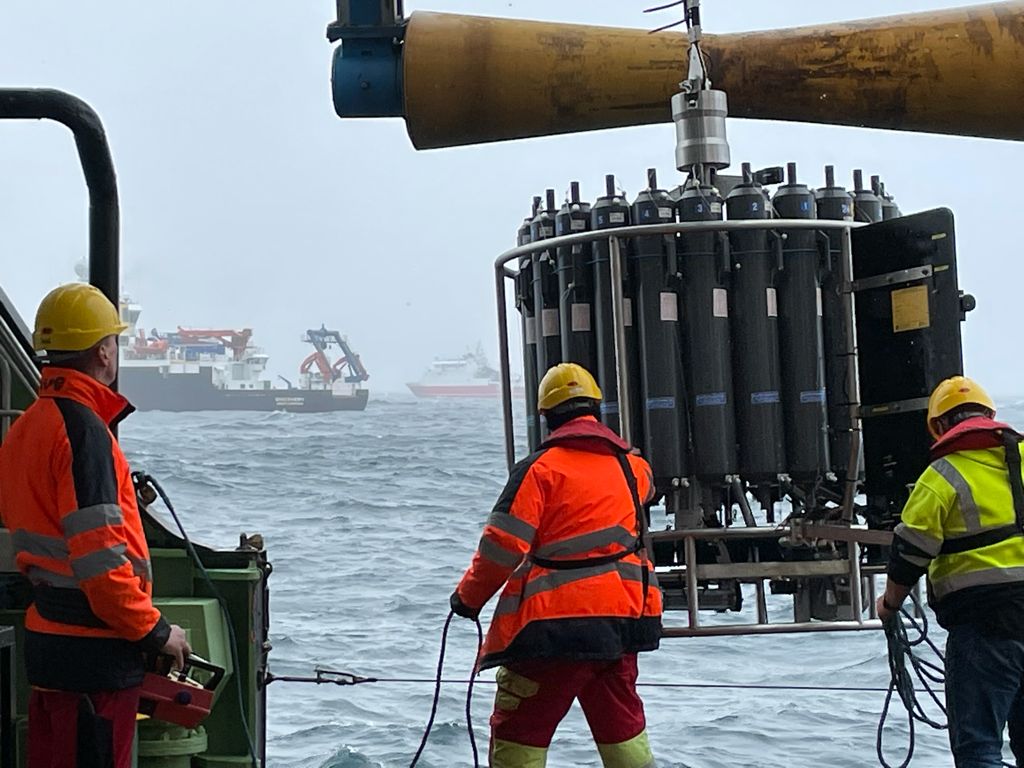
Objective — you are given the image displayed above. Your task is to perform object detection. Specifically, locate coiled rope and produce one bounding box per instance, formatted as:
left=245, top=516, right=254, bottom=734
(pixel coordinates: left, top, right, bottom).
left=876, top=592, right=1013, bottom=768
left=408, top=611, right=484, bottom=768
left=876, top=593, right=947, bottom=768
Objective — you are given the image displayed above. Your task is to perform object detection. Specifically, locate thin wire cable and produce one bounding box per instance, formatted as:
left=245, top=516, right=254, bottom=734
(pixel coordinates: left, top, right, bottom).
left=643, top=0, right=684, bottom=12
left=649, top=18, right=684, bottom=33
left=143, top=475, right=259, bottom=768
left=644, top=0, right=687, bottom=34
left=290, top=673, right=932, bottom=695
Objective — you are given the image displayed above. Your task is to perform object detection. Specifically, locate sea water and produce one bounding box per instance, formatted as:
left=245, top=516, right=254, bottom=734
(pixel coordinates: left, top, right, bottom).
left=121, top=396, right=1022, bottom=767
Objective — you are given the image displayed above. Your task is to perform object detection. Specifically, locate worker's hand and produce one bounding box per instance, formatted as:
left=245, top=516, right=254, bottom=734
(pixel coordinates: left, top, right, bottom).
left=876, top=595, right=898, bottom=624
left=161, top=624, right=192, bottom=670
left=450, top=591, right=480, bottom=620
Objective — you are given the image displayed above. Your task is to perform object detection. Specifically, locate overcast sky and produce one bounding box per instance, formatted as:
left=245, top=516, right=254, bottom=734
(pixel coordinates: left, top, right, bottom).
left=0, top=0, right=1018, bottom=395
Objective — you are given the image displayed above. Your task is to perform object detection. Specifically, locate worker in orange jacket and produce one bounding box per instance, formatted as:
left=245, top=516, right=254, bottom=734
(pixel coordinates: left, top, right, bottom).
left=0, top=283, right=190, bottom=768
left=451, top=363, right=661, bottom=768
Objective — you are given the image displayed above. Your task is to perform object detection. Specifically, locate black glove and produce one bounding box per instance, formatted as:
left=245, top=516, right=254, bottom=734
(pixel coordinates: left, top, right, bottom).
left=450, top=591, right=480, bottom=620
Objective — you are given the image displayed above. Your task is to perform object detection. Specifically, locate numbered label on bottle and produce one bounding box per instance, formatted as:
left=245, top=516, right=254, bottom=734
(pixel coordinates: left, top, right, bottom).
left=542, top=309, right=560, bottom=337
left=571, top=303, right=591, bottom=332
left=660, top=292, right=678, bottom=322
left=713, top=288, right=728, bottom=318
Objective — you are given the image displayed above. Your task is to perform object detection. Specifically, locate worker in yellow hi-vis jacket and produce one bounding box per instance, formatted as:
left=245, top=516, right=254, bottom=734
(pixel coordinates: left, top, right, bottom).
left=878, top=376, right=1024, bottom=768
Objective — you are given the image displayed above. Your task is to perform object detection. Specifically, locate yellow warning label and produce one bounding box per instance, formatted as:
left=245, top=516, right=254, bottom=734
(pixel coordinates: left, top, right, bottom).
left=891, top=284, right=930, bottom=333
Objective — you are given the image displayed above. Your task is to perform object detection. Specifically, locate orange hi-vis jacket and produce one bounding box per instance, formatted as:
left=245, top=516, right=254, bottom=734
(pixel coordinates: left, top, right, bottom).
left=0, top=367, right=170, bottom=691
left=457, top=416, right=663, bottom=670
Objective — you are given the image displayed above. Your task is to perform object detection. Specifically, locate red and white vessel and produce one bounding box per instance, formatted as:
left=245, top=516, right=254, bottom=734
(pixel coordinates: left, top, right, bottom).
left=407, top=345, right=522, bottom=399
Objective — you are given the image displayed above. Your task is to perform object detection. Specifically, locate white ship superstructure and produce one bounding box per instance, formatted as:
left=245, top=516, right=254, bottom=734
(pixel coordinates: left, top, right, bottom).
left=407, top=344, right=522, bottom=398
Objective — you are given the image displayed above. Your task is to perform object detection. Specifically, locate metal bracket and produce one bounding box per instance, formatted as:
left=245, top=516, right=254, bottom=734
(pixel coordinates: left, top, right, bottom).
left=327, top=0, right=404, bottom=41
left=265, top=666, right=376, bottom=686
left=789, top=519, right=895, bottom=547
left=851, top=264, right=932, bottom=293
left=859, top=396, right=930, bottom=419
left=326, top=24, right=404, bottom=42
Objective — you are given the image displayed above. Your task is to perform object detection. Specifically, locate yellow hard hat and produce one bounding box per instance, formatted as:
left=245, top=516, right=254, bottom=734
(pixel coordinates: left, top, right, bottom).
left=33, top=283, right=127, bottom=352
left=537, top=363, right=602, bottom=411
left=927, top=375, right=995, bottom=439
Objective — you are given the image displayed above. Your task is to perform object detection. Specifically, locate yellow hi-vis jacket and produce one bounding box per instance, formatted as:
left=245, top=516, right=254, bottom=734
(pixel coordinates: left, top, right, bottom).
left=889, top=418, right=1024, bottom=617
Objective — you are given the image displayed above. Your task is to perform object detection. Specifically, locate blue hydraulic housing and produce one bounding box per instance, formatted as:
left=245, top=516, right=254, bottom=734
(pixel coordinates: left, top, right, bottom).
left=328, top=0, right=405, bottom=118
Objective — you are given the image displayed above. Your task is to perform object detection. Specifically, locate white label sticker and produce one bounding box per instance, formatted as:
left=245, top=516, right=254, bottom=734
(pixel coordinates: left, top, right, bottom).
left=713, top=287, right=728, bottom=318
left=660, top=291, right=678, bottom=322
left=766, top=287, right=778, bottom=318
left=570, top=219, right=586, bottom=231
left=542, top=308, right=559, bottom=337
left=623, top=298, right=633, bottom=327
left=539, top=226, right=553, bottom=237
left=710, top=202, right=723, bottom=214
left=816, top=287, right=823, bottom=317
left=571, top=303, right=591, bottom=332
left=610, top=211, right=626, bottom=224
left=525, top=317, right=537, bottom=344
left=658, top=207, right=673, bottom=220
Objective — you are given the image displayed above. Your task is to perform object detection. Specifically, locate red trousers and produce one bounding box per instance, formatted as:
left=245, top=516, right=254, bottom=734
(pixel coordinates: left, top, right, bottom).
left=28, top=688, right=140, bottom=768
left=490, top=654, right=647, bottom=749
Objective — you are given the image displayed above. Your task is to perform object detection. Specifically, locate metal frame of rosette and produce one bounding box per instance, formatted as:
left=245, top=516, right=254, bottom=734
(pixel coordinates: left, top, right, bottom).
left=492, top=217, right=896, bottom=638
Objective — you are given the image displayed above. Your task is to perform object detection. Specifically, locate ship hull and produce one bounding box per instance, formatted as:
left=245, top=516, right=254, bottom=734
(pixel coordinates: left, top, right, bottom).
left=121, top=367, right=369, bottom=412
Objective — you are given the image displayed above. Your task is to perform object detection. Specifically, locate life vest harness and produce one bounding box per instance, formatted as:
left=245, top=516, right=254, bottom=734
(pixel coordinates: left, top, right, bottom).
left=937, top=429, right=1024, bottom=555
left=526, top=452, right=651, bottom=612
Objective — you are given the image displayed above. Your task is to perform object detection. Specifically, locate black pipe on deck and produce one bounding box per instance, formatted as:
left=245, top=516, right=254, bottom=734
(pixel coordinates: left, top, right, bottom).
left=0, top=89, right=121, bottom=401
left=0, top=89, right=120, bottom=311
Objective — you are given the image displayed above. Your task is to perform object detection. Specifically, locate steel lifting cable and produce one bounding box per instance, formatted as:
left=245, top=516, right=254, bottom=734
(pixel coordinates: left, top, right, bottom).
left=408, top=611, right=484, bottom=768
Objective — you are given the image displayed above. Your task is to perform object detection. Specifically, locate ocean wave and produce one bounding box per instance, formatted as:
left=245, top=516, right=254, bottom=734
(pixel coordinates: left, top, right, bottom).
left=118, top=399, right=957, bottom=768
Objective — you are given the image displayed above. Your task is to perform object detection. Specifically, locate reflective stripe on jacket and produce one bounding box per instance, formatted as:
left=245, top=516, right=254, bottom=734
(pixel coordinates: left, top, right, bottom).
left=0, top=367, right=169, bottom=688
left=457, top=416, right=662, bottom=670
left=889, top=417, right=1024, bottom=606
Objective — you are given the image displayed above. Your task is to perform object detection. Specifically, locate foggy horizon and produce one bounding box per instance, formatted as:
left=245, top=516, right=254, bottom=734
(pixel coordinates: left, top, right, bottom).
left=1, top=0, right=1019, bottom=397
